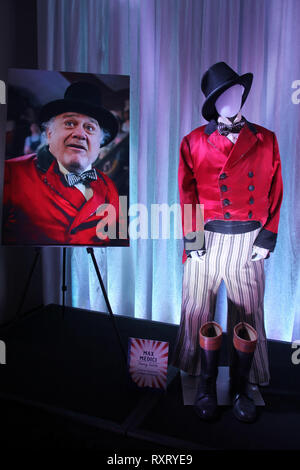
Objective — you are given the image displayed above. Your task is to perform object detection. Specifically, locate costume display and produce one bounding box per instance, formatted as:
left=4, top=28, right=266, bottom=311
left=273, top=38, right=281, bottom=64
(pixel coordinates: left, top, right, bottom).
left=172, top=62, right=283, bottom=422
left=2, top=81, right=123, bottom=246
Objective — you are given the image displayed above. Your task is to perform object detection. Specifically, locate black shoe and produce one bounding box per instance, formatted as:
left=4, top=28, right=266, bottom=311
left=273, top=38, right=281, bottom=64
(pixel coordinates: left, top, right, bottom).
left=230, top=322, right=258, bottom=423
left=193, top=321, right=222, bottom=421
left=231, top=381, right=257, bottom=423
left=194, top=374, right=218, bottom=421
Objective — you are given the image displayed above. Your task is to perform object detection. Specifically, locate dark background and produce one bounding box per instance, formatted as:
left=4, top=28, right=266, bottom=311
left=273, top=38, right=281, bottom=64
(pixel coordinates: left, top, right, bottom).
left=0, top=0, right=40, bottom=325
left=0, top=0, right=299, bottom=453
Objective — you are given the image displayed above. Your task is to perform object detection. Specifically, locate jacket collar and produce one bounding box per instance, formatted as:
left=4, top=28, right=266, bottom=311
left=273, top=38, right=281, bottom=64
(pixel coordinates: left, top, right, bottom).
left=205, top=117, right=259, bottom=169
left=35, top=146, right=109, bottom=217
left=36, top=145, right=55, bottom=172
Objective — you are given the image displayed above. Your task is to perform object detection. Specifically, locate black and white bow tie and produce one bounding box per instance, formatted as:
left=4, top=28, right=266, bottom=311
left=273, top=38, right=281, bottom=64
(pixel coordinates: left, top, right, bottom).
left=65, top=169, right=97, bottom=187
left=218, top=119, right=245, bottom=136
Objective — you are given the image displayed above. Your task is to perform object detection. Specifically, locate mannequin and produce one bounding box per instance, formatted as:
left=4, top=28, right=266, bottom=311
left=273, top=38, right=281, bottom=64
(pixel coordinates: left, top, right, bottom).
left=172, top=62, right=283, bottom=422
left=191, top=83, right=269, bottom=262
left=215, top=83, right=244, bottom=118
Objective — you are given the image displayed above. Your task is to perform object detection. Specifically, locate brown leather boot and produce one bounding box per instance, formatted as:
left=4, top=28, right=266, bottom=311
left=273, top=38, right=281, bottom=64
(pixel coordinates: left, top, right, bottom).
left=194, top=321, right=222, bottom=421
left=230, top=322, right=258, bottom=423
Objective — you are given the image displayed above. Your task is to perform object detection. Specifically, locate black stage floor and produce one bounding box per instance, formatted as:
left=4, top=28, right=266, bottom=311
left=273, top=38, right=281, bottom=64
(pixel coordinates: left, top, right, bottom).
left=0, top=304, right=299, bottom=451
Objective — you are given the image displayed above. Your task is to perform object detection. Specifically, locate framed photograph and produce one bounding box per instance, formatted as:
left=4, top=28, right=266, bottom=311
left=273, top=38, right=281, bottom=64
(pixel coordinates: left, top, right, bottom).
left=2, top=69, right=130, bottom=247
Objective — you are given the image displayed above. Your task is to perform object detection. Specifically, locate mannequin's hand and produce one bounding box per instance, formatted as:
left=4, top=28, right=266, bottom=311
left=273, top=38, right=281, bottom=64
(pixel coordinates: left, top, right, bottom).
left=189, top=250, right=206, bottom=260
left=251, top=246, right=269, bottom=261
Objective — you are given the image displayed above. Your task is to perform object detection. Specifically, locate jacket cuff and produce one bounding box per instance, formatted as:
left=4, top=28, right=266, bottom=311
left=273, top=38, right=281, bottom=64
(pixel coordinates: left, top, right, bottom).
left=254, top=228, right=277, bottom=252
left=184, top=231, right=205, bottom=255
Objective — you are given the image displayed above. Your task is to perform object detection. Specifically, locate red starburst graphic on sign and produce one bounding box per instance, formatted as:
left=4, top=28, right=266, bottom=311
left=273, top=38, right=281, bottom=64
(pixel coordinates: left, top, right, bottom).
left=128, top=338, right=169, bottom=390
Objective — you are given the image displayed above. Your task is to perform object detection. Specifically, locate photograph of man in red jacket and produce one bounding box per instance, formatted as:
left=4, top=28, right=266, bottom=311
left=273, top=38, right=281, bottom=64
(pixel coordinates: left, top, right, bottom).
left=2, top=81, right=123, bottom=246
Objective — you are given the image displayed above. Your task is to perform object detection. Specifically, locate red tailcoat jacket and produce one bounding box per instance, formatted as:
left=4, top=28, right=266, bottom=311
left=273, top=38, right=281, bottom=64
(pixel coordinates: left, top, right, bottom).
left=179, top=119, right=283, bottom=263
left=2, top=149, right=126, bottom=246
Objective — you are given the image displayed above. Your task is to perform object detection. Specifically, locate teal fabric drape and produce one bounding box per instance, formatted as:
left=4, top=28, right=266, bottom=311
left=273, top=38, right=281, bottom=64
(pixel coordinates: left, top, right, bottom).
left=37, top=0, right=300, bottom=342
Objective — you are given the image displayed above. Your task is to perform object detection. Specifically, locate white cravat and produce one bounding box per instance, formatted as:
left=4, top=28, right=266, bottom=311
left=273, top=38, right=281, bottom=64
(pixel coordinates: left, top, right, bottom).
left=57, top=161, right=94, bottom=201
left=217, top=111, right=243, bottom=144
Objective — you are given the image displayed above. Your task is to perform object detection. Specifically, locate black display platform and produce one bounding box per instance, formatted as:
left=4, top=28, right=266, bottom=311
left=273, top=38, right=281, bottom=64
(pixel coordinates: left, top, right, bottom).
left=0, top=304, right=299, bottom=450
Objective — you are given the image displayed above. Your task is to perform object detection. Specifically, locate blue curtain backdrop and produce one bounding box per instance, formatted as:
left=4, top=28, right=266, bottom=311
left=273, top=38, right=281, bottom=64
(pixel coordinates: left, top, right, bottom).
left=37, top=0, right=300, bottom=342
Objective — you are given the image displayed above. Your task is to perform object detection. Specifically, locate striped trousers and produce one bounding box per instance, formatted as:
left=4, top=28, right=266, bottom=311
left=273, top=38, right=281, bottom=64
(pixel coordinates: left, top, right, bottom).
left=172, top=229, right=270, bottom=386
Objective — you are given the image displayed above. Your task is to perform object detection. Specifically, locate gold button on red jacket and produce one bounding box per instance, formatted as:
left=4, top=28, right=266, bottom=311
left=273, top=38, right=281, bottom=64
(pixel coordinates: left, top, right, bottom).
left=179, top=119, right=283, bottom=263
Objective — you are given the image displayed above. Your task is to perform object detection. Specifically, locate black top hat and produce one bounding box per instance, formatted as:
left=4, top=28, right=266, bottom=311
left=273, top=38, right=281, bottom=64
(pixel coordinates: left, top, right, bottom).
left=39, top=81, right=119, bottom=146
left=201, top=62, right=253, bottom=122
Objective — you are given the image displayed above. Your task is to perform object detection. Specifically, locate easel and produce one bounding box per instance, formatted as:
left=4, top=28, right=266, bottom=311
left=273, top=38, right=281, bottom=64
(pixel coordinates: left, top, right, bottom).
left=13, top=246, right=127, bottom=366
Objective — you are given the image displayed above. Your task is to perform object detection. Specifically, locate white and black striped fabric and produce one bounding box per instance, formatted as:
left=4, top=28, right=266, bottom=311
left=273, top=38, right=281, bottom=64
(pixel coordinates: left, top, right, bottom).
left=172, top=228, right=270, bottom=386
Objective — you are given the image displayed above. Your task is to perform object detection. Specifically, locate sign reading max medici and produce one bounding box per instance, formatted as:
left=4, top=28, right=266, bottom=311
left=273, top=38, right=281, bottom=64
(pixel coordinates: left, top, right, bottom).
left=128, top=337, right=169, bottom=390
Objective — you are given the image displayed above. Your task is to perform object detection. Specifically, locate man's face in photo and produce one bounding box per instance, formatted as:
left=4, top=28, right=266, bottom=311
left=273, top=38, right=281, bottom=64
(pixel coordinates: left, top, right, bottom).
left=46, top=112, right=103, bottom=174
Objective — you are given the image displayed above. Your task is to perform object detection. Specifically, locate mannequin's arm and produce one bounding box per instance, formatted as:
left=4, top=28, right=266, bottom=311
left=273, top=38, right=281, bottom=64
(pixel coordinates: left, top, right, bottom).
left=178, top=136, right=205, bottom=256
left=253, top=133, right=283, bottom=253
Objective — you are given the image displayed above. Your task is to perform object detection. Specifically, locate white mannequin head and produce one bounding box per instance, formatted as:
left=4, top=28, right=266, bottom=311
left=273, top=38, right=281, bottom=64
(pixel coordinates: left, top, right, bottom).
left=215, top=84, right=245, bottom=119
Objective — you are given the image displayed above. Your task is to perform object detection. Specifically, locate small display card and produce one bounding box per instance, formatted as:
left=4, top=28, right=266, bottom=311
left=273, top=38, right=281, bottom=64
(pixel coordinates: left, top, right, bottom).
left=128, top=337, right=169, bottom=390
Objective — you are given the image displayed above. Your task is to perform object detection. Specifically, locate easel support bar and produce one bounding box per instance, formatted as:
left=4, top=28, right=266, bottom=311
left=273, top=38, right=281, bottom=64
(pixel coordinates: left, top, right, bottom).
left=87, top=247, right=127, bottom=367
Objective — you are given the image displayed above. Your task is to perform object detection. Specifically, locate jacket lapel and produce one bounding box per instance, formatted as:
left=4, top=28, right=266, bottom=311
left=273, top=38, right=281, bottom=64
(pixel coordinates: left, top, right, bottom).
left=38, top=146, right=108, bottom=222
left=43, top=160, right=86, bottom=210
left=45, top=162, right=108, bottom=228
left=70, top=177, right=108, bottom=228
left=224, top=122, right=259, bottom=169
left=205, top=119, right=259, bottom=168
left=207, top=130, right=234, bottom=157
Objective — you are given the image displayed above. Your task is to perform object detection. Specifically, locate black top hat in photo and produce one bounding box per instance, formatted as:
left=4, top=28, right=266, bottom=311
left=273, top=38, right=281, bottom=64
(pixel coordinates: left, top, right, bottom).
left=39, top=81, right=119, bottom=146
left=201, top=62, right=253, bottom=122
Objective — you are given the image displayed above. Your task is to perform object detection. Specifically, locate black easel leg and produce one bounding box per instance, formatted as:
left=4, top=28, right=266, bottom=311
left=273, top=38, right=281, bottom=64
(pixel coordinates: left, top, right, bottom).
left=62, top=247, right=67, bottom=316
left=87, top=247, right=127, bottom=366
left=16, top=247, right=41, bottom=319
